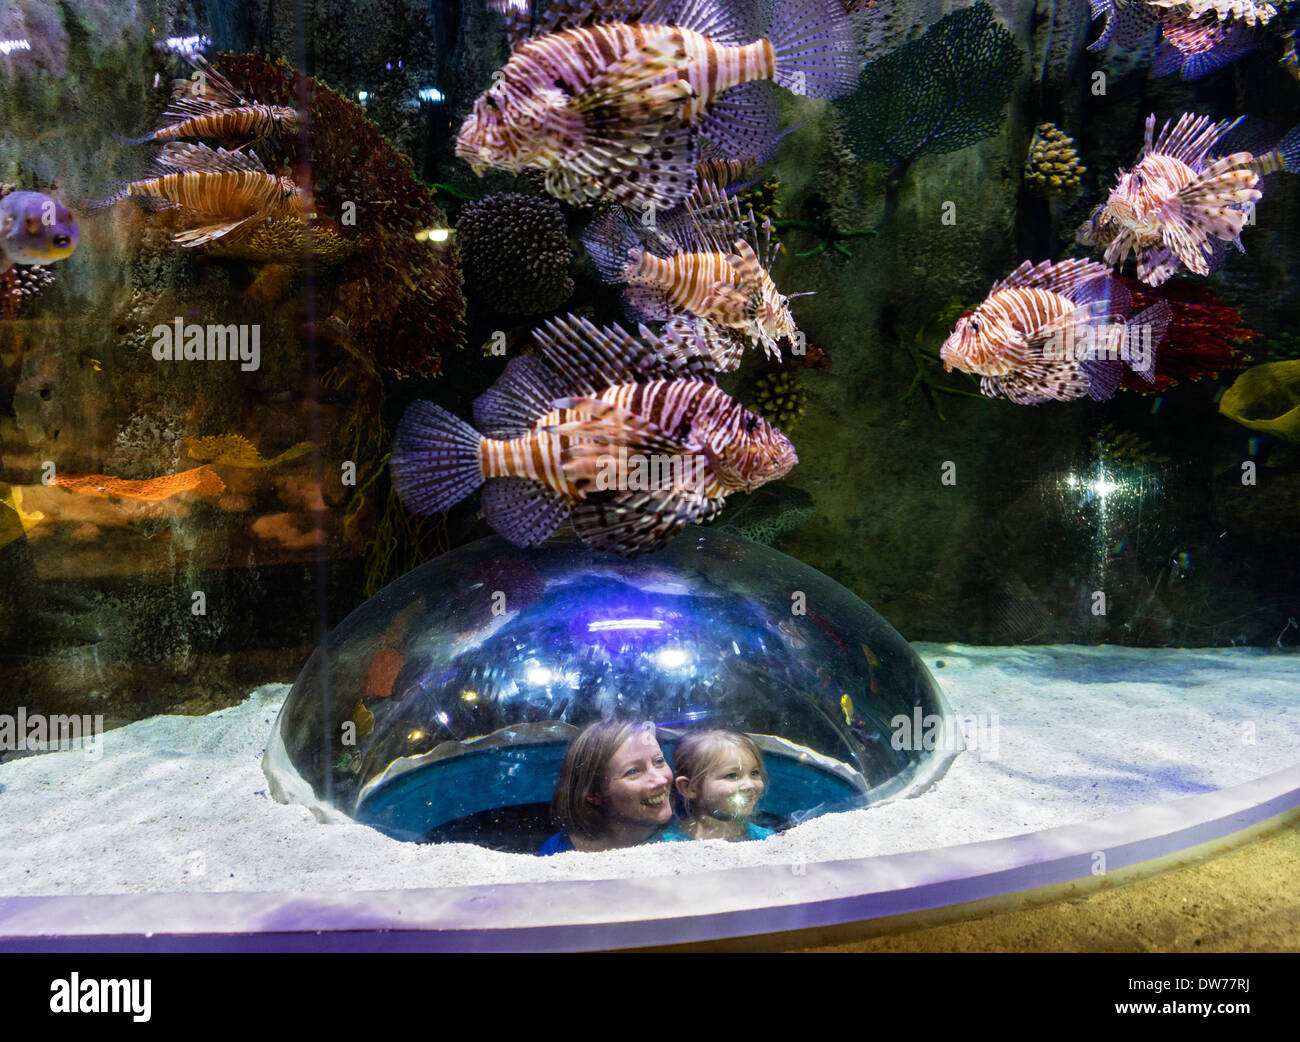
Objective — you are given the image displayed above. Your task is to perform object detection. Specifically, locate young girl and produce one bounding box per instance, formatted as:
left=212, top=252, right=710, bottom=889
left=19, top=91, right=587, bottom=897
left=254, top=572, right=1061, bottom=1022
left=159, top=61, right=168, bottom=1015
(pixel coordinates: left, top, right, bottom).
left=660, top=730, right=774, bottom=842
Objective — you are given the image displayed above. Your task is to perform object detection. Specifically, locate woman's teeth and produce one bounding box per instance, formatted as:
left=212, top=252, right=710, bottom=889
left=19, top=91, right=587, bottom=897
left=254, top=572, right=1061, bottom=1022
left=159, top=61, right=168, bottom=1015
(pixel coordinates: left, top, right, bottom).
left=644, top=794, right=665, bottom=806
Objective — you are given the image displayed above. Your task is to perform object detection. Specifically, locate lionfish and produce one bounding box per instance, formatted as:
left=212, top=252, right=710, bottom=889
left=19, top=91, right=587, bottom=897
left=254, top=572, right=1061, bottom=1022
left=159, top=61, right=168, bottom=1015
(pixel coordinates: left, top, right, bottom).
left=390, top=314, right=797, bottom=557
left=1085, top=113, right=1299, bottom=285
left=105, top=142, right=311, bottom=250
left=457, top=0, right=857, bottom=210
left=939, top=258, right=1172, bottom=405
left=1088, top=0, right=1277, bottom=79
left=121, top=54, right=299, bottom=145
left=582, top=180, right=806, bottom=369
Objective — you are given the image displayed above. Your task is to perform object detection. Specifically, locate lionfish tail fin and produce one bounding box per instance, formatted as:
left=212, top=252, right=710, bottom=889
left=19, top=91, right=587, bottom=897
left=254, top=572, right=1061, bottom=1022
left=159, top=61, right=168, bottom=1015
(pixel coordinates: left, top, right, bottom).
left=390, top=401, right=485, bottom=516
left=1122, top=301, right=1170, bottom=382
left=767, top=0, right=859, bottom=99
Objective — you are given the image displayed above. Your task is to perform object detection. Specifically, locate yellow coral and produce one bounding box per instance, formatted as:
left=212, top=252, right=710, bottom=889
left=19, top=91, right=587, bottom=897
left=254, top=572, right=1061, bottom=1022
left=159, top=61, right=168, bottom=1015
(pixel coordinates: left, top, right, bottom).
left=753, top=371, right=806, bottom=431
left=1025, top=123, right=1086, bottom=196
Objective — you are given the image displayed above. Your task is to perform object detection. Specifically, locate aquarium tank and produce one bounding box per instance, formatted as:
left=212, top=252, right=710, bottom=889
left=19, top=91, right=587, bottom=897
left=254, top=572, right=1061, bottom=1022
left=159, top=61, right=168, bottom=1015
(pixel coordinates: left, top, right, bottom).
left=1, top=0, right=1298, bottom=948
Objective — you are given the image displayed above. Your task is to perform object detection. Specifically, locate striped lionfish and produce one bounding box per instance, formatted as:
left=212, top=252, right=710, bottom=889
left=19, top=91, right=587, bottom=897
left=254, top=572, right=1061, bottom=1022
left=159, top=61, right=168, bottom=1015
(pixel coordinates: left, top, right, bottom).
left=1089, top=0, right=1278, bottom=79
left=1084, top=113, right=1299, bottom=285
left=390, top=314, right=797, bottom=557
left=457, top=0, right=857, bottom=210
left=105, top=142, right=313, bottom=252
left=121, top=54, right=299, bottom=145
left=582, top=179, right=807, bottom=370
left=939, top=259, right=1171, bottom=405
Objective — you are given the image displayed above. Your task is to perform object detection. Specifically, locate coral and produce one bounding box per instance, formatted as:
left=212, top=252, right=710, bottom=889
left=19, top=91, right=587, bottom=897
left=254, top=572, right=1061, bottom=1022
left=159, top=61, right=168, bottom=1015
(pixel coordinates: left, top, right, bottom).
left=456, top=193, right=575, bottom=316
left=1117, top=277, right=1255, bottom=392
left=752, top=371, right=807, bottom=430
left=714, top=482, right=815, bottom=545
left=835, top=3, right=1023, bottom=172
left=1219, top=360, right=1300, bottom=441
left=1024, top=123, right=1086, bottom=196
left=214, top=53, right=465, bottom=378
left=735, top=174, right=783, bottom=226
left=1091, top=424, right=1172, bottom=465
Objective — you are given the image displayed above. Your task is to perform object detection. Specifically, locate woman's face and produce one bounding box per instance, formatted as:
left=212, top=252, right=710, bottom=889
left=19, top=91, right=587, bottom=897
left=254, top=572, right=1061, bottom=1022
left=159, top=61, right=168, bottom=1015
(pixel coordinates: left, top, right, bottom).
left=591, top=730, right=673, bottom=830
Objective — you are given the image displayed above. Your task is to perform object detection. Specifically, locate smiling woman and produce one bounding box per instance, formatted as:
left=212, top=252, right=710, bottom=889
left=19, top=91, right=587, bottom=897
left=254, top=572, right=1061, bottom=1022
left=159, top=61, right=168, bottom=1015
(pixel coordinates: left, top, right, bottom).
left=542, top=719, right=674, bottom=855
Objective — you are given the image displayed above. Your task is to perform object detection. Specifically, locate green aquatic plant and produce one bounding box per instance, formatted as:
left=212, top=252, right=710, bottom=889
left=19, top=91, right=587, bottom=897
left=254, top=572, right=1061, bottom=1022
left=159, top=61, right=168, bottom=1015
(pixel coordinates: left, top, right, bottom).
left=899, top=296, right=985, bottom=420
left=360, top=479, right=451, bottom=597
left=771, top=194, right=877, bottom=259
left=835, top=2, right=1022, bottom=174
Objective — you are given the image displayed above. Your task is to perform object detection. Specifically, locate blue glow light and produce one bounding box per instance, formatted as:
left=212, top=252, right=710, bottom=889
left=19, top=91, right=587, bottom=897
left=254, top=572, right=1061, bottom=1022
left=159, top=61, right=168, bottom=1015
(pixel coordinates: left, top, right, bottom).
left=588, top=618, right=663, bottom=632
left=418, top=87, right=445, bottom=103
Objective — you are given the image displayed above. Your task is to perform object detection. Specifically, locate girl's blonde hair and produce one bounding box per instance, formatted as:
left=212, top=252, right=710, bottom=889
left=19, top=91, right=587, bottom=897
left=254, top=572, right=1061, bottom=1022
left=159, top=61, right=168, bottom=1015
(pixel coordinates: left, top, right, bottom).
left=671, top=730, right=768, bottom=816
left=551, top=719, right=657, bottom=841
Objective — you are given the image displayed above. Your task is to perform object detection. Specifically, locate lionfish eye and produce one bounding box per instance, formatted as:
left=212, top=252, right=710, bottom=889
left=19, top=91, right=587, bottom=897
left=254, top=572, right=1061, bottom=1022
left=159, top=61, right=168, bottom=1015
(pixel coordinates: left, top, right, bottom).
left=971, top=320, right=981, bottom=333
left=745, top=414, right=759, bottom=433
left=1134, top=173, right=1144, bottom=188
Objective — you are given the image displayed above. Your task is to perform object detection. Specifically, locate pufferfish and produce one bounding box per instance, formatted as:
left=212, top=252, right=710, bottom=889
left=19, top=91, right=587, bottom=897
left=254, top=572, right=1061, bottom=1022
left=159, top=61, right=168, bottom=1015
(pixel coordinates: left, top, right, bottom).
left=1087, top=112, right=1298, bottom=285
left=1, top=190, right=78, bottom=272
left=939, top=258, right=1172, bottom=405
left=390, top=314, right=797, bottom=557
left=582, top=180, right=807, bottom=370
left=457, top=0, right=857, bottom=211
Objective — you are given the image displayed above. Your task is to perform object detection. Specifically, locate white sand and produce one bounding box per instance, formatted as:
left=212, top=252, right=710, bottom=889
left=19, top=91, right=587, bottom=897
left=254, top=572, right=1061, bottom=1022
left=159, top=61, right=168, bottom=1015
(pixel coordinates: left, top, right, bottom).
left=2, top=643, right=1298, bottom=897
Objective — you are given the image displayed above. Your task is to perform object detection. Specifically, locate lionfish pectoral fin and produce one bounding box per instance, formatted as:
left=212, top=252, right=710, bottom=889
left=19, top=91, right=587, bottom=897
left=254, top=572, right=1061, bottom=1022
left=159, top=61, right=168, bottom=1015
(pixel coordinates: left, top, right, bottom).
left=571, top=489, right=718, bottom=558
left=621, top=281, right=674, bottom=321
left=172, top=217, right=256, bottom=247
left=481, top=478, right=571, bottom=548
left=691, top=318, right=746, bottom=372
left=696, top=81, right=780, bottom=163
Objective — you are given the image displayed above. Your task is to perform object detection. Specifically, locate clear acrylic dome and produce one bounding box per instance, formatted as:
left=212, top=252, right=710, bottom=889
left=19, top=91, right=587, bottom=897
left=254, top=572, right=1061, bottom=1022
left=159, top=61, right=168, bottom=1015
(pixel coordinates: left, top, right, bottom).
left=264, top=527, right=958, bottom=851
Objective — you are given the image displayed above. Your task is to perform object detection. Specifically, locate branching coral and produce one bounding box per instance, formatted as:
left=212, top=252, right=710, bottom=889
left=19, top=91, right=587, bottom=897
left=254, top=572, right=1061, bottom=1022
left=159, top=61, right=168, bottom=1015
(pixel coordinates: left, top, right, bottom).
left=456, top=193, right=574, bottom=316
left=1024, top=123, right=1086, bottom=195
left=835, top=3, right=1023, bottom=172
left=214, top=54, right=465, bottom=378
left=899, top=296, right=986, bottom=419
left=1117, top=276, right=1255, bottom=392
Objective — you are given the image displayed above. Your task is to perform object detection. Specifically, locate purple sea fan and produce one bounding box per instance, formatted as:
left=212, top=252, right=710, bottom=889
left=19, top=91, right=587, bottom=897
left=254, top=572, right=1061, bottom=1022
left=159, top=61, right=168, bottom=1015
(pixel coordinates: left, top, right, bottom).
left=834, top=3, right=1023, bottom=173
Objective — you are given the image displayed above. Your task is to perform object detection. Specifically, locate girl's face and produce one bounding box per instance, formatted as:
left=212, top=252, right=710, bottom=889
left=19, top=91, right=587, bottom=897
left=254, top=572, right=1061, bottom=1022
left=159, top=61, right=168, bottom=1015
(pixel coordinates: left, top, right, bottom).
left=591, top=730, right=673, bottom=829
left=680, top=745, right=765, bottom=821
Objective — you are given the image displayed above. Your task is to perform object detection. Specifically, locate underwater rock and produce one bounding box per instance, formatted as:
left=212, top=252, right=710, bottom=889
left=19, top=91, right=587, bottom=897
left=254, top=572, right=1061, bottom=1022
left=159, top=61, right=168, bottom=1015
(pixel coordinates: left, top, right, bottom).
left=1219, top=360, right=1300, bottom=441
left=456, top=192, right=574, bottom=316
left=265, top=529, right=956, bottom=849
left=1023, top=123, right=1085, bottom=196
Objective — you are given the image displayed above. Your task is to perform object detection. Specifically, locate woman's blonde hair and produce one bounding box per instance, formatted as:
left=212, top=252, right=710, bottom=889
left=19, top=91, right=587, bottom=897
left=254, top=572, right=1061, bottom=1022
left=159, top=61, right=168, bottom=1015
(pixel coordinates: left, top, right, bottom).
left=551, top=719, right=657, bottom=841
left=671, top=730, right=768, bottom=816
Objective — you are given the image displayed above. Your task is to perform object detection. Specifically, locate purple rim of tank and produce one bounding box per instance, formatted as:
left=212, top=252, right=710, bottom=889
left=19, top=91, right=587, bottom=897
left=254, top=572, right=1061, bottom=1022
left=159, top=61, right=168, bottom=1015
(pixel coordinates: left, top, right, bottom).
left=1, top=763, right=1296, bottom=952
